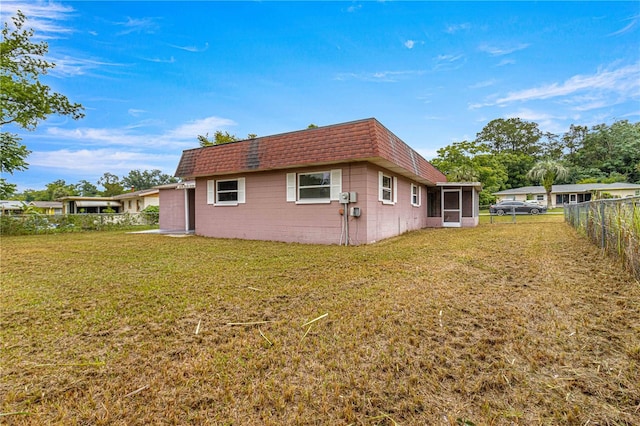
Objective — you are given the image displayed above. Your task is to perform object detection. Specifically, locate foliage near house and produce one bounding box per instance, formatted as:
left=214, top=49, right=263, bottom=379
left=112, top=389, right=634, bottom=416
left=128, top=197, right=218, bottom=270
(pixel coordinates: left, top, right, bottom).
left=2, top=220, right=638, bottom=424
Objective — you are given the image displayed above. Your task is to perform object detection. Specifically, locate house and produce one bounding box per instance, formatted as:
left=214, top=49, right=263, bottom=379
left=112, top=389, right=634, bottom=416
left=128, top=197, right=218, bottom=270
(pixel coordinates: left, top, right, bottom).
left=59, top=189, right=159, bottom=214
left=0, top=200, right=24, bottom=215
left=0, top=200, right=62, bottom=215
left=162, top=118, right=481, bottom=245
left=29, top=201, right=63, bottom=215
left=494, top=183, right=640, bottom=207
left=112, top=188, right=159, bottom=213
left=59, top=196, right=123, bottom=214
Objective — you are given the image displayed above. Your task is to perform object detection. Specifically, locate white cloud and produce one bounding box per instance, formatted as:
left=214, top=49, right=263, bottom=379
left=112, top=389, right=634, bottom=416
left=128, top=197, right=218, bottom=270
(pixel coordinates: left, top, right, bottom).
left=445, top=23, right=471, bottom=34
left=496, top=59, right=516, bottom=67
left=609, top=14, right=639, bottom=36
left=0, top=0, right=75, bottom=37
left=48, top=56, right=125, bottom=78
left=128, top=109, right=147, bottom=117
left=28, top=149, right=179, bottom=175
left=334, top=70, right=425, bottom=82
left=469, top=79, right=497, bottom=89
left=45, top=116, right=237, bottom=149
left=167, top=116, right=237, bottom=139
left=478, top=43, right=530, bottom=56
left=404, top=40, right=415, bottom=49
left=114, top=16, right=160, bottom=36
left=169, top=42, right=209, bottom=53
left=433, top=54, right=464, bottom=70
left=495, top=63, right=640, bottom=106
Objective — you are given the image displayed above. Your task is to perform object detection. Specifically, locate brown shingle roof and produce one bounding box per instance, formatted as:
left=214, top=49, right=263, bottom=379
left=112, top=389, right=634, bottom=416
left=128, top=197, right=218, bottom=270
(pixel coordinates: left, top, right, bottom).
left=175, top=118, right=447, bottom=184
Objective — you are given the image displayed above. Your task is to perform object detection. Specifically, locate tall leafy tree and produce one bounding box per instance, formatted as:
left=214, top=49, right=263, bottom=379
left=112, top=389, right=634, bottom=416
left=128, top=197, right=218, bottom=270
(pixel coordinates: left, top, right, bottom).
left=573, top=120, right=640, bottom=183
left=76, top=180, right=99, bottom=197
left=121, top=169, right=178, bottom=191
left=45, top=179, right=78, bottom=200
left=0, top=11, right=84, bottom=197
left=98, top=173, right=124, bottom=197
left=527, top=160, right=569, bottom=209
left=475, top=118, right=542, bottom=156
left=431, top=140, right=508, bottom=205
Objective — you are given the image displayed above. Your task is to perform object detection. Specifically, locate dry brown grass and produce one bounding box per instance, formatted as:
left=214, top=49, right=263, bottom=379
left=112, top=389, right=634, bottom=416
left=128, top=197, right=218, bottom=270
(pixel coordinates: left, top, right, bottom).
left=2, top=216, right=639, bottom=425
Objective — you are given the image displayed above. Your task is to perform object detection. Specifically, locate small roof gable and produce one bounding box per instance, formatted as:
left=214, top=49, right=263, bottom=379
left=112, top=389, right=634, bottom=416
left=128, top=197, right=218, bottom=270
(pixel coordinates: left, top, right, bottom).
left=175, top=118, right=446, bottom=185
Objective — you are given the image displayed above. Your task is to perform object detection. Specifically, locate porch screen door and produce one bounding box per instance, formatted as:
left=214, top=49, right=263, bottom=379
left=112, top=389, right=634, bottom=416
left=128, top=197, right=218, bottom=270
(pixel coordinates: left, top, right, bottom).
left=442, top=189, right=462, bottom=227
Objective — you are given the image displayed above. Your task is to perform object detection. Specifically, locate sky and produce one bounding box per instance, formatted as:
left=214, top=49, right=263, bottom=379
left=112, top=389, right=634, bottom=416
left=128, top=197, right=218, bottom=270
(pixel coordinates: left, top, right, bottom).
left=2, top=1, right=639, bottom=192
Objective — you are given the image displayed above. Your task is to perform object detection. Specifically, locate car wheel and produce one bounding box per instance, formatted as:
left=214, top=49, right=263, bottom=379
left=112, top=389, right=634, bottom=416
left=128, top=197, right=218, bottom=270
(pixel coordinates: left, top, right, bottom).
left=530, top=208, right=539, bottom=215
left=496, top=209, right=505, bottom=216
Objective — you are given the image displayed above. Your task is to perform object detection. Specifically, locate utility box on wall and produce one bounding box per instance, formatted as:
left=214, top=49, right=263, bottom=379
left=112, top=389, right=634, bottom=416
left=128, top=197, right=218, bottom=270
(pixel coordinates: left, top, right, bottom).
left=349, top=207, right=361, bottom=217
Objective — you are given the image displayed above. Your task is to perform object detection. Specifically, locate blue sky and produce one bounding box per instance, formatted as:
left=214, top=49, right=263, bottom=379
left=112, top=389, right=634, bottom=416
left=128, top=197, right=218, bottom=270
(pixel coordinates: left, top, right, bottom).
left=2, top=1, right=639, bottom=191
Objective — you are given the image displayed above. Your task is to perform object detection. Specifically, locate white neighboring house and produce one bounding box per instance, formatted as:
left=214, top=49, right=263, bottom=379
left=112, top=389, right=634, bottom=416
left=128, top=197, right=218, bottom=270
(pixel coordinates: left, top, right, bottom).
left=112, top=188, right=160, bottom=213
left=494, top=183, right=640, bottom=208
left=59, top=189, right=159, bottom=214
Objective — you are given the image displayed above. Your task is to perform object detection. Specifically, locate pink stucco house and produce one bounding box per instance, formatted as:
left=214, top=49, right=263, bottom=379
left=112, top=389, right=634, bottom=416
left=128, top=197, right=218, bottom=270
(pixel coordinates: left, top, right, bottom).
left=160, top=118, right=480, bottom=245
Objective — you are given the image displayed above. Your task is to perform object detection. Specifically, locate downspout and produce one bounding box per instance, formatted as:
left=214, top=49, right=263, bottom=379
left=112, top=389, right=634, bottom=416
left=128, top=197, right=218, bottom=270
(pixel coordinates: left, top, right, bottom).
left=184, top=188, right=189, bottom=232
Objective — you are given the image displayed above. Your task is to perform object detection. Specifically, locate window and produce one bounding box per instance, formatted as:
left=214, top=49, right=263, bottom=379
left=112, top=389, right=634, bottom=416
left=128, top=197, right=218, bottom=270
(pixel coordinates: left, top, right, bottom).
left=411, top=184, right=421, bottom=207
left=286, top=169, right=341, bottom=203
left=378, top=172, right=397, bottom=204
left=207, top=178, right=246, bottom=205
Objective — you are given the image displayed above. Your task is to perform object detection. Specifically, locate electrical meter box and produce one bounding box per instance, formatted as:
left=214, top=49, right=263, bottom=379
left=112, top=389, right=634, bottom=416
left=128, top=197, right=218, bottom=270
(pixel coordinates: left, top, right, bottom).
left=339, top=192, right=350, bottom=203
left=349, top=192, right=357, bottom=203
left=349, top=207, right=361, bottom=217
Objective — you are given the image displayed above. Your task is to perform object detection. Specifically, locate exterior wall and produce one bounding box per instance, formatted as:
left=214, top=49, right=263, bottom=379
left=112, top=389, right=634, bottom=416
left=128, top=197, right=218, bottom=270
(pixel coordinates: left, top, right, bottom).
left=362, top=164, right=428, bottom=243
left=601, top=188, right=640, bottom=198
left=159, top=188, right=187, bottom=231
left=120, top=194, right=159, bottom=213
left=193, top=162, right=431, bottom=245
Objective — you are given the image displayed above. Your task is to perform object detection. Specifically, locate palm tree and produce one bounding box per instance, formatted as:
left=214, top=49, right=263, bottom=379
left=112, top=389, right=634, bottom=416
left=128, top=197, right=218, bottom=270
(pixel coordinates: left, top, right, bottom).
left=527, top=159, right=569, bottom=209
left=448, top=164, right=479, bottom=182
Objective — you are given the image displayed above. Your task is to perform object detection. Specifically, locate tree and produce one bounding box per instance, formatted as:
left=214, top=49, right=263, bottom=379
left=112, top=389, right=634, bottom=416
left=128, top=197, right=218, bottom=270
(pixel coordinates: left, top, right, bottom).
left=198, top=131, right=239, bottom=147
left=76, top=180, right=99, bottom=197
left=1, top=11, right=84, bottom=197
left=527, top=160, right=569, bottom=209
left=98, top=173, right=124, bottom=197
left=475, top=118, right=542, bottom=156
left=431, top=140, right=508, bottom=205
left=121, top=169, right=178, bottom=191
left=573, top=120, right=640, bottom=183
left=45, top=179, right=77, bottom=200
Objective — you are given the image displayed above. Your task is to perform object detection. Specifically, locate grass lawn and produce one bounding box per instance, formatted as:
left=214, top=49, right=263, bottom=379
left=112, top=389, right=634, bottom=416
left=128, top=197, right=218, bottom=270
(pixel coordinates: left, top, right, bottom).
left=1, top=217, right=639, bottom=425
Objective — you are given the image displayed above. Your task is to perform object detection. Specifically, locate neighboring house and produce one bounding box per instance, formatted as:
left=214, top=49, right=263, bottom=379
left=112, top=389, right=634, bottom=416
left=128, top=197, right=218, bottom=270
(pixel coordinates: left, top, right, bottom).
left=29, top=201, right=63, bottom=215
left=0, top=200, right=24, bottom=215
left=59, top=189, right=159, bottom=214
left=59, top=197, right=123, bottom=214
left=162, top=118, right=481, bottom=245
left=0, top=200, right=62, bottom=215
left=494, top=183, right=640, bottom=207
left=113, top=188, right=159, bottom=213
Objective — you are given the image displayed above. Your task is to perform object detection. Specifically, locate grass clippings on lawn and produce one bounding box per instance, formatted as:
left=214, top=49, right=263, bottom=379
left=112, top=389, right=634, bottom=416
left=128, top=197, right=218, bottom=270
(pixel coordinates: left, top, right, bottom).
left=1, top=217, right=639, bottom=425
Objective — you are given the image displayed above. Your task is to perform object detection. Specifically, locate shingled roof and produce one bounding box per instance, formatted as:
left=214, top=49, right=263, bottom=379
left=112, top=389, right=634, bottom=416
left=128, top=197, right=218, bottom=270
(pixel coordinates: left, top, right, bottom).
left=175, top=118, right=447, bottom=185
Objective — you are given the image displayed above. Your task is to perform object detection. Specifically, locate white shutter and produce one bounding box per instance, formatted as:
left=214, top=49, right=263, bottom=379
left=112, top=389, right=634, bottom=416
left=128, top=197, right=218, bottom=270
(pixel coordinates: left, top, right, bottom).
left=418, top=186, right=422, bottom=206
left=330, top=169, right=342, bottom=201
left=207, top=180, right=215, bottom=205
left=237, top=178, right=246, bottom=204
left=286, top=173, right=296, bottom=202
left=378, top=171, right=384, bottom=202
left=393, top=176, right=398, bottom=204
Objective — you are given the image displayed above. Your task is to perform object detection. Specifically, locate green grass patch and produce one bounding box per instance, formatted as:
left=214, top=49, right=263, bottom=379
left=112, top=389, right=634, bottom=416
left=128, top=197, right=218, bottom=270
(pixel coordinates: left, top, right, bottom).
left=1, top=223, right=638, bottom=424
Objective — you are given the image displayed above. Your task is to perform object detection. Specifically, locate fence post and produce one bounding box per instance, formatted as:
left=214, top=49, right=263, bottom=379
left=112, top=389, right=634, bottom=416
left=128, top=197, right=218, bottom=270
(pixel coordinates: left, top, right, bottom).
left=600, top=202, right=606, bottom=249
